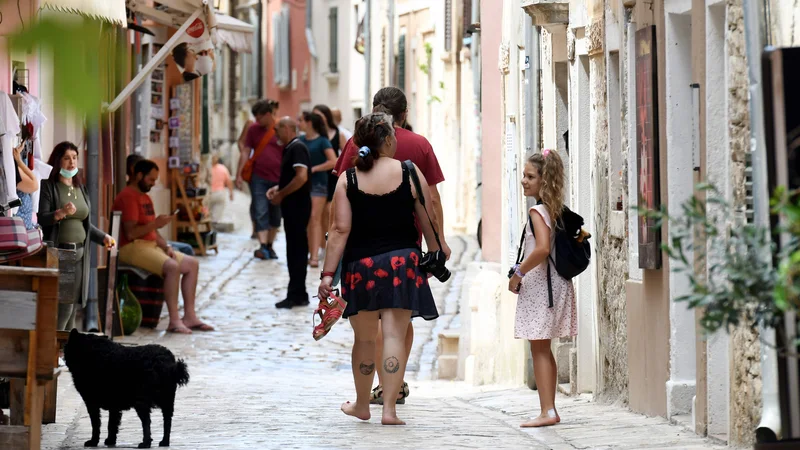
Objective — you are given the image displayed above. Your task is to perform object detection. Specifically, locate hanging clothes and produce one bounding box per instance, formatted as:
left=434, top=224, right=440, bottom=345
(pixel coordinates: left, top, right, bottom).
left=20, top=93, right=50, bottom=213
left=0, top=91, right=21, bottom=215
left=14, top=151, right=34, bottom=230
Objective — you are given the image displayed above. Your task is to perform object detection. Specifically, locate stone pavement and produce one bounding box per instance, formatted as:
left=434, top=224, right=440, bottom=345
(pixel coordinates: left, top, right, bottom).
left=39, top=193, right=732, bottom=450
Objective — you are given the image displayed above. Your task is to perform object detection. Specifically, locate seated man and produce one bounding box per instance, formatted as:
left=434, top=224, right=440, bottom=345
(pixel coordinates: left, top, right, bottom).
left=126, top=153, right=194, bottom=256
left=113, top=159, right=213, bottom=334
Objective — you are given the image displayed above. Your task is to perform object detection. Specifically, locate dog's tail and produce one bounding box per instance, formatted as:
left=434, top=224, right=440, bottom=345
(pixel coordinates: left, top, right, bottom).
left=174, top=359, right=190, bottom=386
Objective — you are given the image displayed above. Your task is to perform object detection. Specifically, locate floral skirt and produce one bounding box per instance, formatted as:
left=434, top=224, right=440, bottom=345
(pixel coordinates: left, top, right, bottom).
left=341, top=248, right=438, bottom=320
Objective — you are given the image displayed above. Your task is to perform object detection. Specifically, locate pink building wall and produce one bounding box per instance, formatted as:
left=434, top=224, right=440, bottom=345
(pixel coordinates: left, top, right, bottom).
left=264, top=0, right=311, bottom=120
left=480, top=0, right=503, bottom=263
left=0, top=0, right=40, bottom=95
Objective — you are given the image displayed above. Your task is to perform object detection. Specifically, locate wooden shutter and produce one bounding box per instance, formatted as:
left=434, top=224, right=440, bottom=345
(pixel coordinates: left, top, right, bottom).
left=444, top=0, right=453, bottom=52
left=397, top=34, right=406, bottom=91
left=329, top=7, right=338, bottom=73
left=462, top=0, right=472, bottom=43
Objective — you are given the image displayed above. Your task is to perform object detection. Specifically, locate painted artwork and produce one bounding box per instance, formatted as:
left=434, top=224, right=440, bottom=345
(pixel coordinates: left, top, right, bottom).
left=635, top=26, right=662, bottom=270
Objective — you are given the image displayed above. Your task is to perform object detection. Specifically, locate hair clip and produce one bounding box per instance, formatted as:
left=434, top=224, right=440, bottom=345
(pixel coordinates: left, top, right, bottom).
left=358, top=146, right=371, bottom=158
left=542, top=148, right=551, bottom=157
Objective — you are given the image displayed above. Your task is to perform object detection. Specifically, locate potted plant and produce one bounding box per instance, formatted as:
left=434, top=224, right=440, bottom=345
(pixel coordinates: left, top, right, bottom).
left=642, top=183, right=800, bottom=448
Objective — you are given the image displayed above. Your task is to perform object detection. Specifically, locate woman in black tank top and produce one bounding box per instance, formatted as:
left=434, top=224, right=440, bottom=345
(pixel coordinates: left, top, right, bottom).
left=318, top=112, right=441, bottom=426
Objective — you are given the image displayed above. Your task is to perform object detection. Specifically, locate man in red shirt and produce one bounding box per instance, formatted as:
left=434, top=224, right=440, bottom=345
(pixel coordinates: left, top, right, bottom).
left=114, top=159, right=213, bottom=334
left=331, top=87, right=449, bottom=405
left=236, top=99, right=283, bottom=260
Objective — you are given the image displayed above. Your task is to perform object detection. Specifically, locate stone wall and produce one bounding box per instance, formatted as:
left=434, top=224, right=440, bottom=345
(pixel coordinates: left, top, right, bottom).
left=591, top=12, right=630, bottom=404
left=726, top=0, right=762, bottom=445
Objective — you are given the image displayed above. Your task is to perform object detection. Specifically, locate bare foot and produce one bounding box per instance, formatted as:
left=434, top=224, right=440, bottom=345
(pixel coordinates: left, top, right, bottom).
left=381, top=414, right=406, bottom=426
left=520, top=415, right=559, bottom=428
left=167, top=322, right=192, bottom=334
left=341, top=402, right=370, bottom=421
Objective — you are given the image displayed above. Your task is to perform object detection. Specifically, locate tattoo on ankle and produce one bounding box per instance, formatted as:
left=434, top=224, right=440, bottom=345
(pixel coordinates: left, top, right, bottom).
left=383, top=356, right=400, bottom=374
left=359, top=360, right=375, bottom=375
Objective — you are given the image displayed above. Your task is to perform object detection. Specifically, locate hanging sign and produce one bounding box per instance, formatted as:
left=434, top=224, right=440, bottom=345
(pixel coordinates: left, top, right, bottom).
left=169, top=16, right=217, bottom=84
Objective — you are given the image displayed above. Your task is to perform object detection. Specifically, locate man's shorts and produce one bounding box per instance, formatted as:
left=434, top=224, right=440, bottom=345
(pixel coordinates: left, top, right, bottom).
left=249, top=174, right=282, bottom=232
left=119, top=240, right=184, bottom=276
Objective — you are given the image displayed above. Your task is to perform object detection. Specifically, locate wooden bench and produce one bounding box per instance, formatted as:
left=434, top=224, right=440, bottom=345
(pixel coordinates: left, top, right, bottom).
left=0, top=246, right=60, bottom=450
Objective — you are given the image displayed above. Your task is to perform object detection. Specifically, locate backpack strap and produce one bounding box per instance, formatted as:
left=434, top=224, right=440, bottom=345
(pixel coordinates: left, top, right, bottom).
left=403, top=160, right=443, bottom=251
left=528, top=207, right=555, bottom=309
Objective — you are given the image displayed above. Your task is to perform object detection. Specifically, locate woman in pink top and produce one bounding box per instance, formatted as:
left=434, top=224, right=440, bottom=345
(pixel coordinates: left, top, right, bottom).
left=210, top=154, right=234, bottom=223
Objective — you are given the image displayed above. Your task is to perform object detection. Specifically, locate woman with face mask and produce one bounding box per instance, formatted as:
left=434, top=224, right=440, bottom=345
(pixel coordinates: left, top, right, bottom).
left=39, top=142, right=116, bottom=330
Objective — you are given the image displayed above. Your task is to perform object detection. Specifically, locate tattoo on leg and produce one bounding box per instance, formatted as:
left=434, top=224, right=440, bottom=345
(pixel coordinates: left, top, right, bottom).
left=359, top=360, right=375, bottom=375
left=383, top=356, right=400, bottom=374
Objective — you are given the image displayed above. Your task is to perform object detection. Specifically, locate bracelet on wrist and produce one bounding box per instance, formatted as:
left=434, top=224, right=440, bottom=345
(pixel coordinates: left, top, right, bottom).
left=514, top=265, right=525, bottom=278
left=320, top=271, right=335, bottom=280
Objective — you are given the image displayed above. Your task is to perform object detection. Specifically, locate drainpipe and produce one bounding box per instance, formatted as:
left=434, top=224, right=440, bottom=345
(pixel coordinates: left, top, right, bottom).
left=364, top=0, right=371, bottom=112
left=471, top=0, right=481, bottom=223
left=387, top=0, right=394, bottom=86
left=743, top=0, right=781, bottom=442
left=84, top=118, right=100, bottom=332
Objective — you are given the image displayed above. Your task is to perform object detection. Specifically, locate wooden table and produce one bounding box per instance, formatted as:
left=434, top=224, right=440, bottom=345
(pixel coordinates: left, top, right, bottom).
left=0, top=246, right=60, bottom=450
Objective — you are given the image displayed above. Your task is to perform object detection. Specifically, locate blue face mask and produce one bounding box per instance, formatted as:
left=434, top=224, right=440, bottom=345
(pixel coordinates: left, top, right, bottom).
left=60, top=168, right=79, bottom=179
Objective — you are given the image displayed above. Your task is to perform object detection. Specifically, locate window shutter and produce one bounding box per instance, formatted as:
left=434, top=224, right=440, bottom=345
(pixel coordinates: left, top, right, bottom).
left=214, top=48, right=224, bottom=105
left=444, top=0, right=453, bottom=52
left=462, top=0, right=472, bottom=44
left=272, top=11, right=281, bottom=86
left=283, top=6, right=291, bottom=88
left=381, top=27, right=387, bottom=86
left=397, top=34, right=406, bottom=91
left=249, top=7, right=259, bottom=98
left=329, top=7, right=338, bottom=73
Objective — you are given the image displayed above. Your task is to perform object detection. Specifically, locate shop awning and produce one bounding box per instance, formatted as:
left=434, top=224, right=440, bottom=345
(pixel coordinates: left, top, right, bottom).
left=40, top=0, right=127, bottom=26
left=215, top=13, right=254, bottom=54
left=107, top=2, right=255, bottom=112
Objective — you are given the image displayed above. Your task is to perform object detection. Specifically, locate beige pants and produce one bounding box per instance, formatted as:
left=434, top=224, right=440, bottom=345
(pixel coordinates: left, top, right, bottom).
left=209, top=190, right=228, bottom=223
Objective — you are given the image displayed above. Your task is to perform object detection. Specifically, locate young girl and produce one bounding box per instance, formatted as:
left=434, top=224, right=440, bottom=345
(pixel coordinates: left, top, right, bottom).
left=508, top=149, right=578, bottom=428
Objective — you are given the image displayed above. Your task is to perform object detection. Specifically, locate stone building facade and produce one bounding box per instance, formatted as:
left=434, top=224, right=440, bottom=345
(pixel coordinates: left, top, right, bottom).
left=452, top=0, right=800, bottom=446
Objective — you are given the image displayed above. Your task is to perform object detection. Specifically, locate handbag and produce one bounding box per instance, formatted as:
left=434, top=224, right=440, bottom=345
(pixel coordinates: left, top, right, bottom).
left=0, top=216, right=28, bottom=252
left=240, top=128, right=275, bottom=183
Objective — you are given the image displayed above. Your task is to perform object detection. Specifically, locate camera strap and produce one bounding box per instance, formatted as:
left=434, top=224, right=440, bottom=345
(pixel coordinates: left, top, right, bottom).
left=403, top=160, right=443, bottom=251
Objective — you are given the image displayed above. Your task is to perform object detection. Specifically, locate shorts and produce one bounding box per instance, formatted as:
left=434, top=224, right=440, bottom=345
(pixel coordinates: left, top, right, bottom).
left=311, top=181, right=328, bottom=198
left=250, top=174, right=282, bottom=232
left=119, top=240, right=185, bottom=276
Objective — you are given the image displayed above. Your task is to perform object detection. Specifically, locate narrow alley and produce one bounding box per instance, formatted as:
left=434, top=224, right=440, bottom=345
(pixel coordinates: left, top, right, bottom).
left=40, top=195, right=727, bottom=450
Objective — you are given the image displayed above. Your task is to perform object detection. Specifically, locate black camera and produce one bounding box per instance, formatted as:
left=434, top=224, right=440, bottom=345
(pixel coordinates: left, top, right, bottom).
left=419, top=250, right=451, bottom=282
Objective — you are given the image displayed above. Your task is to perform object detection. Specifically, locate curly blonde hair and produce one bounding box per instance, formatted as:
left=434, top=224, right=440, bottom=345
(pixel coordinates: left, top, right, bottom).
left=528, top=150, right=566, bottom=222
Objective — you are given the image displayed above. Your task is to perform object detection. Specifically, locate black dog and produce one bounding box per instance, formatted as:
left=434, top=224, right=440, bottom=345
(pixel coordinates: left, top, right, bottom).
left=64, top=330, right=190, bottom=448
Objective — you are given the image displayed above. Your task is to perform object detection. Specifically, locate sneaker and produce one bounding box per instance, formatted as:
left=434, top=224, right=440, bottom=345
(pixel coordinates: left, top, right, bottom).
left=267, top=246, right=279, bottom=260
left=254, top=248, right=268, bottom=260
left=275, top=299, right=295, bottom=309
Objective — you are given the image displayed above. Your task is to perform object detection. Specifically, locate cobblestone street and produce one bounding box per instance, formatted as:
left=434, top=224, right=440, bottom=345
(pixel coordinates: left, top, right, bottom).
left=39, top=194, right=731, bottom=450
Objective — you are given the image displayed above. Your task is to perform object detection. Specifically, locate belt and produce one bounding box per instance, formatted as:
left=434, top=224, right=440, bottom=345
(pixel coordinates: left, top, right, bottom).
left=57, top=242, right=84, bottom=250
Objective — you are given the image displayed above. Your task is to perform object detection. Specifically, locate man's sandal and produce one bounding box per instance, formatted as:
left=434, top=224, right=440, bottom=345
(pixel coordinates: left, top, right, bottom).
left=312, top=290, right=346, bottom=341
left=369, top=382, right=410, bottom=405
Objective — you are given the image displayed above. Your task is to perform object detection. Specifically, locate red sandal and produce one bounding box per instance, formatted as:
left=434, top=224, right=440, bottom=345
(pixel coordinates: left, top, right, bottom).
left=313, top=289, right=347, bottom=341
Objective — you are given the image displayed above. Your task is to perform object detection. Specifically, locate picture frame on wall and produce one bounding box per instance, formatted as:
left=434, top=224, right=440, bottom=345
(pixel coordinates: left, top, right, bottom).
left=635, top=25, right=662, bottom=270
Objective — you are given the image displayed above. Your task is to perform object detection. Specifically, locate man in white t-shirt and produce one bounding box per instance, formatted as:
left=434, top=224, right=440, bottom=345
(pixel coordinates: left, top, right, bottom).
left=330, top=108, right=353, bottom=141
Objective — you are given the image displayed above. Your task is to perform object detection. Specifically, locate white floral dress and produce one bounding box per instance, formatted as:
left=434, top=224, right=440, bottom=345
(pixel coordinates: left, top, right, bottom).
left=514, top=205, right=578, bottom=341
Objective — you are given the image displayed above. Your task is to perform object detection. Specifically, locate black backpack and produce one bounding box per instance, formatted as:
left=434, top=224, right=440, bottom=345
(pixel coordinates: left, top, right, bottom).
left=514, top=205, right=591, bottom=307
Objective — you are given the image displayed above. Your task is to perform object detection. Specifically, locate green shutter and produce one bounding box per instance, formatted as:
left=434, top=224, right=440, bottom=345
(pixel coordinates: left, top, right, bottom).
left=329, top=7, right=338, bottom=73
left=397, top=34, right=406, bottom=91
